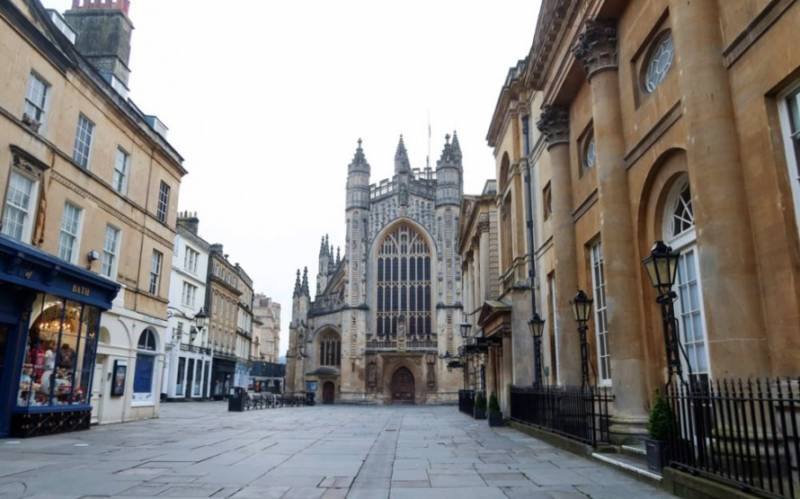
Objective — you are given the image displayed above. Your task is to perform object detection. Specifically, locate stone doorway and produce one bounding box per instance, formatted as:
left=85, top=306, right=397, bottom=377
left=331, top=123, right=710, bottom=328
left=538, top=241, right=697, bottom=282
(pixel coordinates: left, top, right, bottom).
left=322, top=381, right=335, bottom=404
left=391, top=367, right=415, bottom=404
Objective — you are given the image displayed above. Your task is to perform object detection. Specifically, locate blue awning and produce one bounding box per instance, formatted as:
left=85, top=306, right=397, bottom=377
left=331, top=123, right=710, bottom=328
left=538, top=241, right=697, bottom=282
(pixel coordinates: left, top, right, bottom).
left=0, top=234, right=120, bottom=310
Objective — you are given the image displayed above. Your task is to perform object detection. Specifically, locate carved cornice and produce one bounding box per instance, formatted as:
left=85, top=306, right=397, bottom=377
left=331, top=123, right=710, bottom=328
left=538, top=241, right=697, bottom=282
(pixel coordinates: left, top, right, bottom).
left=536, top=105, right=570, bottom=149
left=573, top=20, right=618, bottom=79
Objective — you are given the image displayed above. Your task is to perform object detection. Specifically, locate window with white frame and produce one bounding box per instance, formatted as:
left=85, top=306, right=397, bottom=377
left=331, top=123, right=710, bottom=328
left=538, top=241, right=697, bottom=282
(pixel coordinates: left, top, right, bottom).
left=590, top=240, right=611, bottom=384
left=112, top=147, right=130, bottom=195
left=779, top=86, right=800, bottom=238
left=23, top=72, right=49, bottom=124
left=73, top=114, right=94, bottom=169
left=182, top=281, right=197, bottom=308
left=149, top=250, right=163, bottom=295
left=156, top=181, right=170, bottom=223
left=665, top=179, right=710, bottom=378
left=2, top=170, right=38, bottom=242
left=57, top=202, right=82, bottom=263
left=184, top=247, right=199, bottom=274
left=101, top=225, right=121, bottom=278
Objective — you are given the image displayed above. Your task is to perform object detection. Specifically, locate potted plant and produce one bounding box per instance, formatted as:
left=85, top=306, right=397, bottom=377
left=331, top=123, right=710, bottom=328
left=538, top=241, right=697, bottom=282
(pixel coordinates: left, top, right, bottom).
left=488, top=393, right=503, bottom=427
left=473, top=392, right=487, bottom=420
left=645, top=391, right=674, bottom=472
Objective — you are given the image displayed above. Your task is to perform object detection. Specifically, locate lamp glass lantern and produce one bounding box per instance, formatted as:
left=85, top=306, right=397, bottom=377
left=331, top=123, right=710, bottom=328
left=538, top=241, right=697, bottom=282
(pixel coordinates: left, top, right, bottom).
left=528, top=314, right=545, bottom=338
left=571, top=290, right=593, bottom=324
left=195, top=307, right=209, bottom=331
left=459, top=322, right=472, bottom=340
left=643, top=240, right=680, bottom=297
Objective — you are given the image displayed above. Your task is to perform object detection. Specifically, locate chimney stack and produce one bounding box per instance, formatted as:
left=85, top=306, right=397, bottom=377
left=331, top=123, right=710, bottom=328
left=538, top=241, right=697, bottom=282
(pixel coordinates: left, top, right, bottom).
left=64, top=0, right=133, bottom=88
left=177, top=211, right=199, bottom=235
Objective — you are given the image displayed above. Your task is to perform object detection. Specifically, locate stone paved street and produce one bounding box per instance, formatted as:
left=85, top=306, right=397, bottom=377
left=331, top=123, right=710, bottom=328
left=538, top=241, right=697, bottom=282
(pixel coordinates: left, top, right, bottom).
left=0, top=403, right=674, bottom=499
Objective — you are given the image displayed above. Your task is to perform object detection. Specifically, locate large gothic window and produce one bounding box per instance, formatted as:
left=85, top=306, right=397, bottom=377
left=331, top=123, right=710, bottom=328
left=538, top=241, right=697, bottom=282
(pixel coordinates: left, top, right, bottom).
left=376, top=224, right=432, bottom=338
left=318, top=330, right=341, bottom=367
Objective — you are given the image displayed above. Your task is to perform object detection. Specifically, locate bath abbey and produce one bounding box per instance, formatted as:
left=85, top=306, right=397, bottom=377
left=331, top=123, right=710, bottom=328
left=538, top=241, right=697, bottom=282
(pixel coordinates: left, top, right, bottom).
left=285, top=135, right=465, bottom=404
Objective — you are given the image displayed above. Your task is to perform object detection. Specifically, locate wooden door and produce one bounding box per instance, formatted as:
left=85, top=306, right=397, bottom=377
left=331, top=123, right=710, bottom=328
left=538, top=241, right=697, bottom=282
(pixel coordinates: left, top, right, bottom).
left=322, top=381, right=335, bottom=404
left=391, top=367, right=415, bottom=404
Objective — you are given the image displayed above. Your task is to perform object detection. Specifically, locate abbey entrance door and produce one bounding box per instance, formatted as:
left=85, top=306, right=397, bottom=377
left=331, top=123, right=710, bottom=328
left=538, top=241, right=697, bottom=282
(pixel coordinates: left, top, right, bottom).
left=322, top=381, right=335, bottom=404
left=391, top=367, right=415, bottom=404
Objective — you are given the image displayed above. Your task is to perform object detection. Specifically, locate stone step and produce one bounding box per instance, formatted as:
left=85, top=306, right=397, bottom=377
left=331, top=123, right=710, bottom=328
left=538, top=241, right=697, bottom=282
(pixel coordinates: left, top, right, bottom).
left=592, top=449, right=663, bottom=485
left=621, top=443, right=646, bottom=457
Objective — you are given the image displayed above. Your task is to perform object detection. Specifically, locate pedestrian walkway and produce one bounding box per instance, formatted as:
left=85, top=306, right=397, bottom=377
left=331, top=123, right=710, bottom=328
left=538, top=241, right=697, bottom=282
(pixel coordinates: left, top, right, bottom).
left=0, top=402, right=674, bottom=498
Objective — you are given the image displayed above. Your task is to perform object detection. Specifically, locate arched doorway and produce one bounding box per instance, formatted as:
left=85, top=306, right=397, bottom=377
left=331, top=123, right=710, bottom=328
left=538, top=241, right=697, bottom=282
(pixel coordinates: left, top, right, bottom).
left=322, top=381, right=335, bottom=404
left=391, top=367, right=414, bottom=404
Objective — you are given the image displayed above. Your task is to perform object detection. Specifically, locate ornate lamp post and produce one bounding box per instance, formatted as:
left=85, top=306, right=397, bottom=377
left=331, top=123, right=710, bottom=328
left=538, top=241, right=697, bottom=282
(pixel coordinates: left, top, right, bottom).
left=193, top=307, right=208, bottom=345
left=642, top=240, right=688, bottom=384
left=460, top=322, right=473, bottom=388
left=570, top=290, right=593, bottom=389
left=528, top=313, right=545, bottom=386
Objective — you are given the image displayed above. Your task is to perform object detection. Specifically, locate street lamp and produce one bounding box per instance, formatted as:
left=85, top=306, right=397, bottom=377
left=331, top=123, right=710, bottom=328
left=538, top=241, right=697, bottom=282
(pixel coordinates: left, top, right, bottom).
left=571, top=290, right=593, bottom=389
left=459, top=322, right=472, bottom=340
left=528, top=313, right=545, bottom=386
left=642, top=241, right=688, bottom=383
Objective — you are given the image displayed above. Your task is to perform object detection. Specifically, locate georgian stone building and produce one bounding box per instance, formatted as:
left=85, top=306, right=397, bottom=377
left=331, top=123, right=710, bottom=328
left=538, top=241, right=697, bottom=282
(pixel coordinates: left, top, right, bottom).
left=487, top=0, right=800, bottom=441
left=285, top=136, right=464, bottom=404
left=207, top=244, right=241, bottom=398
left=0, top=0, right=185, bottom=435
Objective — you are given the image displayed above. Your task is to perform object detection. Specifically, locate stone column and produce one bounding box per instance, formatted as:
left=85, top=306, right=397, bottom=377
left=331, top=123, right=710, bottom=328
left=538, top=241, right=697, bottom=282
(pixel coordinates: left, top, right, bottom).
left=537, top=106, right=581, bottom=386
left=667, top=0, right=768, bottom=376
left=574, top=21, right=648, bottom=436
left=479, top=222, right=490, bottom=302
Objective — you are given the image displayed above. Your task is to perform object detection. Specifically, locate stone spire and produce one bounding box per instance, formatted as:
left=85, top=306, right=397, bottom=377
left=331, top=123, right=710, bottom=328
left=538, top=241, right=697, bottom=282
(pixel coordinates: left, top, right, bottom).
left=301, top=267, right=309, bottom=296
left=293, top=269, right=301, bottom=297
left=394, top=135, right=411, bottom=174
left=348, top=138, right=370, bottom=173
left=336, top=247, right=341, bottom=264
left=450, top=131, right=462, bottom=164
left=319, top=236, right=327, bottom=257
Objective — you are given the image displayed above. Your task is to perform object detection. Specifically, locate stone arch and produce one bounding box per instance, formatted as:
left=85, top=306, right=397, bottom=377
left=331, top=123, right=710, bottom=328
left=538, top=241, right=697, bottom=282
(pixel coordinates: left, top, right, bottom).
left=499, top=152, right=511, bottom=194
left=380, top=357, right=424, bottom=404
left=636, top=147, right=690, bottom=391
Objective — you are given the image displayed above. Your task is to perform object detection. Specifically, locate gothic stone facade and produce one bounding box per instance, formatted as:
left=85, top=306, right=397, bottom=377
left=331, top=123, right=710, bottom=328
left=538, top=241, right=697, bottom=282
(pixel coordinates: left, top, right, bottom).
left=286, top=136, right=464, bottom=404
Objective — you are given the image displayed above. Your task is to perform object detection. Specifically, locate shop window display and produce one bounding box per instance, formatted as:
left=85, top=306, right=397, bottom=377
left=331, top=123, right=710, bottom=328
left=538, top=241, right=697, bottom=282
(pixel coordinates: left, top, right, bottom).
left=17, top=295, right=100, bottom=408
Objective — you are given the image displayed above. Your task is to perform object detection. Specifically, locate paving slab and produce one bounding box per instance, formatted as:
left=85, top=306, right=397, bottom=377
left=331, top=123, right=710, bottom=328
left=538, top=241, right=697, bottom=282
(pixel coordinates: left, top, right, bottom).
left=0, top=402, right=674, bottom=499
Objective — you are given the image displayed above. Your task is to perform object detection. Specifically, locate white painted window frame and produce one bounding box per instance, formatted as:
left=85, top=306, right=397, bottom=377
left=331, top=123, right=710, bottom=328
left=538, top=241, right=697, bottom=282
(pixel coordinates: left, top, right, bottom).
left=2, top=169, right=40, bottom=243
left=589, top=240, right=612, bottom=386
left=778, top=84, right=800, bottom=239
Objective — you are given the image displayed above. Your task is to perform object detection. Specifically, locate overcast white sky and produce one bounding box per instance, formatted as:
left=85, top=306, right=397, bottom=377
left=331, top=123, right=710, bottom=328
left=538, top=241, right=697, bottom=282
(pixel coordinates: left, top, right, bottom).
left=45, top=0, right=541, bottom=355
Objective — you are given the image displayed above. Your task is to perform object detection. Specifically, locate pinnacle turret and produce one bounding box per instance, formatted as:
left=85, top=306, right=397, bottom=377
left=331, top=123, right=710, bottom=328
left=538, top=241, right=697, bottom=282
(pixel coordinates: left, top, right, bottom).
left=293, top=269, right=301, bottom=297
left=348, top=138, right=370, bottom=173
left=319, top=236, right=327, bottom=257
left=451, top=131, right=462, bottom=163
left=336, top=247, right=341, bottom=264
left=394, top=134, right=411, bottom=174
left=301, top=267, right=309, bottom=296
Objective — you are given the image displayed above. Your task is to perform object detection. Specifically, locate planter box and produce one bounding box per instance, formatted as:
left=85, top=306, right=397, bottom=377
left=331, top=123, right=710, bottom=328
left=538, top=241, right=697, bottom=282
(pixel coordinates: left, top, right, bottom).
left=645, top=438, right=669, bottom=472
left=474, top=407, right=486, bottom=420
left=488, top=410, right=503, bottom=427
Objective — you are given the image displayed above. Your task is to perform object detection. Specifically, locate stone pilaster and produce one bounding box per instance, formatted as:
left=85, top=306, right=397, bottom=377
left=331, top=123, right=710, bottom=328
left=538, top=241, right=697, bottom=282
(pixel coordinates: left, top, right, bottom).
left=536, top=106, right=581, bottom=386
left=667, top=0, right=769, bottom=376
left=575, top=20, right=648, bottom=439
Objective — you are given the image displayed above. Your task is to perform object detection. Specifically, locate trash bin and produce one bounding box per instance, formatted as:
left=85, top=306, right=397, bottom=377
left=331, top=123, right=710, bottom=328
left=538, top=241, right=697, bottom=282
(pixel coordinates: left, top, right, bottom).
left=228, top=387, right=246, bottom=412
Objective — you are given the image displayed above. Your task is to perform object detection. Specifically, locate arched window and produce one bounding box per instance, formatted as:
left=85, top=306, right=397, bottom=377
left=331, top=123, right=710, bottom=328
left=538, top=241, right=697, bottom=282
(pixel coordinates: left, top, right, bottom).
left=376, top=223, right=432, bottom=338
left=664, top=178, right=710, bottom=378
left=318, top=330, right=341, bottom=367
left=133, top=329, right=158, bottom=403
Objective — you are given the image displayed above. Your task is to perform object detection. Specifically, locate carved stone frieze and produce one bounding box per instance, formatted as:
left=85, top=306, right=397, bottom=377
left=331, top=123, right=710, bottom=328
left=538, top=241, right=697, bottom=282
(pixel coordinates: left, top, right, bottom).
left=573, top=20, right=618, bottom=78
left=536, top=105, right=570, bottom=149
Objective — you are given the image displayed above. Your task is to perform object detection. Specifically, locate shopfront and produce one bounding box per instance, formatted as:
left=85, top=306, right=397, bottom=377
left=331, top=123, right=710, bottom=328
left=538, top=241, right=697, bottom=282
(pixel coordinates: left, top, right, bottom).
left=0, top=235, right=119, bottom=438
left=211, top=357, right=235, bottom=399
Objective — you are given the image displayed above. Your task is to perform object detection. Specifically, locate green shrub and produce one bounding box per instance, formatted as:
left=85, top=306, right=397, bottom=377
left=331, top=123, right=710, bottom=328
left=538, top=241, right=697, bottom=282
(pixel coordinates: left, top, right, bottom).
left=648, top=391, right=674, bottom=441
left=475, top=392, right=486, bottom=410
left=488, top=393, right=500, bottom=413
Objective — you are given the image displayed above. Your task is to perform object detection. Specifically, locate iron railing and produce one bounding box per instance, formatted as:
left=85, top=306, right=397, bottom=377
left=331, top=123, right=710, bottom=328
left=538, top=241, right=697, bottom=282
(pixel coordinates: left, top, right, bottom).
left=665, top=378, right=800, bottom=499
left=509, top=384, right=613, bottom=447
left=459, top=389, right=475, bottom=415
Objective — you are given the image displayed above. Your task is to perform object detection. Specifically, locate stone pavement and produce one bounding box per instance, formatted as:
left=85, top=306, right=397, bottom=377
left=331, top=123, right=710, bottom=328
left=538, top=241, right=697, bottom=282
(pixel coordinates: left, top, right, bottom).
left=0, top=402, right=674, bottom=498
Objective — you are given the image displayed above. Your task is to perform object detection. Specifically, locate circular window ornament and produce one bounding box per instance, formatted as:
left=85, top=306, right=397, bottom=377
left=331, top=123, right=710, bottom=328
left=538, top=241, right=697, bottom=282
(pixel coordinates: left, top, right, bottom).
left=583, top=133, right=596, bottom=170
left=644, top=32, right=674, bottom=93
